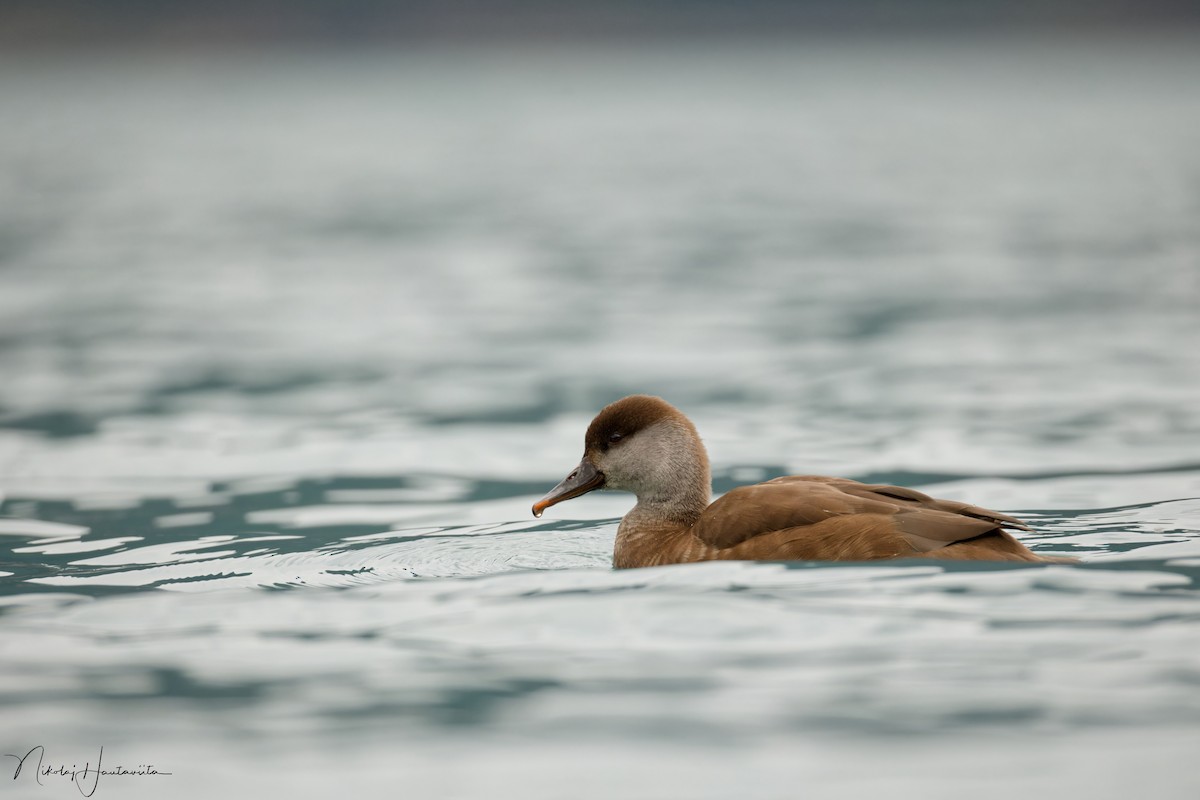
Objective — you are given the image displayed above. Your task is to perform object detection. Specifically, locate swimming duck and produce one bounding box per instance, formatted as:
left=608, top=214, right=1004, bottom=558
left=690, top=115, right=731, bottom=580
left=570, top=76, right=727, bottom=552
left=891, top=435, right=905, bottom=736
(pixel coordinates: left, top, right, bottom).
left=533, top=395, right=1065, bottom=568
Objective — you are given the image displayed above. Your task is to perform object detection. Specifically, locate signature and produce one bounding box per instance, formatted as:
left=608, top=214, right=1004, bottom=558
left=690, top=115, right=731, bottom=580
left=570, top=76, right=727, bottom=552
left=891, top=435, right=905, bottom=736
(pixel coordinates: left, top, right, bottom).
left=5, top=746, right=171, bottom=797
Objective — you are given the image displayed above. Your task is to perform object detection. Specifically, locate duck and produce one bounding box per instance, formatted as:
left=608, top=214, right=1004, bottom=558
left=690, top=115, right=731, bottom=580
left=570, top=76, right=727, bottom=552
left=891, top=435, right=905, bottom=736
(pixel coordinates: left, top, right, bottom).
left=532, top=395, right=1069, bottom=568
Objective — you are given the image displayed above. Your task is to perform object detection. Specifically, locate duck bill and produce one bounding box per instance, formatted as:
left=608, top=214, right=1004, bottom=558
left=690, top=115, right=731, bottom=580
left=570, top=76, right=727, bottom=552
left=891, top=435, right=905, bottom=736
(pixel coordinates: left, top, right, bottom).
left=532, top=460, right=605, bottom=517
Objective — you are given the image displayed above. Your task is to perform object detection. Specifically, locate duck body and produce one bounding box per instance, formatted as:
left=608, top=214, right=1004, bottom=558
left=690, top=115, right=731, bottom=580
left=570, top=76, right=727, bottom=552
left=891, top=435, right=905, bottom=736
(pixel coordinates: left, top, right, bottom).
left=611, top=475, right=1047, bottom=568
left=533, top=395, right=1067, bottom=568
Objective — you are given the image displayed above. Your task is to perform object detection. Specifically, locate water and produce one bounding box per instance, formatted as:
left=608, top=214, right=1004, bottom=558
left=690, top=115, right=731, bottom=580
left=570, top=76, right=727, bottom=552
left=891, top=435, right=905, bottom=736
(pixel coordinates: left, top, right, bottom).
left=2, top=37, right=1200, bottom=798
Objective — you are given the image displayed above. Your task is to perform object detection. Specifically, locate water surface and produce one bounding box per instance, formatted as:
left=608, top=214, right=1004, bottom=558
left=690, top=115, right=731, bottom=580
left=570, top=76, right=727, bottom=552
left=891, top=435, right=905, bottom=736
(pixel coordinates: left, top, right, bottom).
left=2, top=37, right=1199, bottom=799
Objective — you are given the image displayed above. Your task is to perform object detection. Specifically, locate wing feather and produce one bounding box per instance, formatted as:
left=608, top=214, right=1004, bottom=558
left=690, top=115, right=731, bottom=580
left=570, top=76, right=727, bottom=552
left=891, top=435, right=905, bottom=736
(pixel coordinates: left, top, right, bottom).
left=693, top=476, right=1031, bottom=554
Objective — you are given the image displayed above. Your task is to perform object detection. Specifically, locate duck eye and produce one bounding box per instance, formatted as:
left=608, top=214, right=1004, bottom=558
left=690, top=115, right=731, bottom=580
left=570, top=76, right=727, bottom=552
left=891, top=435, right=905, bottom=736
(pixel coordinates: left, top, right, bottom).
left=608, top=432, right=623, bottom=444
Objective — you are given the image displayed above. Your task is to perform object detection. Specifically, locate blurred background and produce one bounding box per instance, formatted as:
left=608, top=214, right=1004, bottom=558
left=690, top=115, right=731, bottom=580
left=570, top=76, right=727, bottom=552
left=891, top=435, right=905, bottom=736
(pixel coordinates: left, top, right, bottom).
left=1, top=2, right=1199, bottom=799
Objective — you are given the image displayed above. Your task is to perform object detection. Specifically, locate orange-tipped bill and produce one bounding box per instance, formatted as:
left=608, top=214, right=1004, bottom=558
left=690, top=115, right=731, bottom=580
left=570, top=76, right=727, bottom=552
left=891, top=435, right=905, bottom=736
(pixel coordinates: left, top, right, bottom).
left=532, top=459, right=605, bottom=517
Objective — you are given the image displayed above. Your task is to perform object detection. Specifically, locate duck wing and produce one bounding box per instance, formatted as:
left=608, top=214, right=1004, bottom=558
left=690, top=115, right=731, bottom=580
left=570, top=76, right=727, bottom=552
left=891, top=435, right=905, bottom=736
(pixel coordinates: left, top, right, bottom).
left=692, top=475, right=1030, bottom=554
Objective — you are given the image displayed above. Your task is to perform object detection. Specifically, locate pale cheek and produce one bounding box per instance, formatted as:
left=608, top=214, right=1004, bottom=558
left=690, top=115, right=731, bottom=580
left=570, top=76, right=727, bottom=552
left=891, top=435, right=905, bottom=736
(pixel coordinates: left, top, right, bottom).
left=601, top=451, right=644, bottom=492
left=613, top=446, right=665, bottom=492
left=602, top=458, right=633, bottom=490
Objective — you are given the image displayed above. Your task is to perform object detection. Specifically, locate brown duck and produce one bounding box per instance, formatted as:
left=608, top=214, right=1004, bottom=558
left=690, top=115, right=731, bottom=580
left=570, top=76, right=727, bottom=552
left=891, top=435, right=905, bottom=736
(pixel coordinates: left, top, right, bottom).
left=533, top=395, right=1068, bottom=568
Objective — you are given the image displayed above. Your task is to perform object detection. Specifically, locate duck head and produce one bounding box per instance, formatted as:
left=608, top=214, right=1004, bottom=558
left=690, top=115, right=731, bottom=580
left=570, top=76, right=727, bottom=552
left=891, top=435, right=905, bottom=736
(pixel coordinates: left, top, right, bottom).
left=532, top=395, right=711, bottom=519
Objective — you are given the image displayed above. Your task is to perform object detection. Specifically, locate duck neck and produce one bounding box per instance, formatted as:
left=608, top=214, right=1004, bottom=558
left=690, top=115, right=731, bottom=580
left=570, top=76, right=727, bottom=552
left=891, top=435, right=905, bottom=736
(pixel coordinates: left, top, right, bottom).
left=613, top=437, right=711, bottom=566
left=630, top=481, right=710, bottom=527
left=630, top=420, right=712, bottom=526
left=614, top=485, right=709, bottom=569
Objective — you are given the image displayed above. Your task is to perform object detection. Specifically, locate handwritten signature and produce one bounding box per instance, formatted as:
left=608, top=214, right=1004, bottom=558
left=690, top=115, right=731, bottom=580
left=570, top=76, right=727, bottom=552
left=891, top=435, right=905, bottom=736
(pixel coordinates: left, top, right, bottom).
left=5, top=746, right=171, bottom=797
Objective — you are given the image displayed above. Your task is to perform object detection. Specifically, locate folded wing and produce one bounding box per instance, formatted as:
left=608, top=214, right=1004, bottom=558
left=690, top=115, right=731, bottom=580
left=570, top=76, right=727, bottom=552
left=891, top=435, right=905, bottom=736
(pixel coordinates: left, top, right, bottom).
left=692, top=475, right=1030, bottom=554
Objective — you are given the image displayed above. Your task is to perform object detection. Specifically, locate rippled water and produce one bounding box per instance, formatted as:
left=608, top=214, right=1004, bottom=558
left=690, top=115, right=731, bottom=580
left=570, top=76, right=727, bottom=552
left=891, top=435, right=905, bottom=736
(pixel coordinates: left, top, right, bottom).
left=2, top=37, right=1200, bottom=798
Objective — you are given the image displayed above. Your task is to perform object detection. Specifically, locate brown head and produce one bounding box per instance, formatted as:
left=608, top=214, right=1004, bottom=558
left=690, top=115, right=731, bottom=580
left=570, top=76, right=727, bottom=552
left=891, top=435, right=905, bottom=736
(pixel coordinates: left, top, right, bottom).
left=532, top=395, right=712, bottom=521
